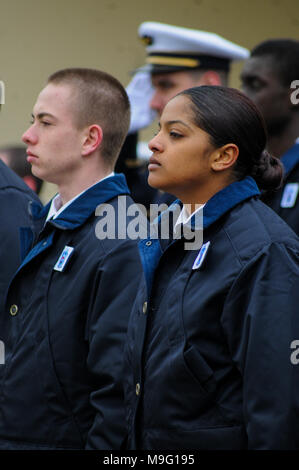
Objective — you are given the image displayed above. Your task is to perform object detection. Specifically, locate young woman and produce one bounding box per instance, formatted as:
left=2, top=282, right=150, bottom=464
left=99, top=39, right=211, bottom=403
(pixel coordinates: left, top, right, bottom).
left=123, top=86, right=299, bottom=450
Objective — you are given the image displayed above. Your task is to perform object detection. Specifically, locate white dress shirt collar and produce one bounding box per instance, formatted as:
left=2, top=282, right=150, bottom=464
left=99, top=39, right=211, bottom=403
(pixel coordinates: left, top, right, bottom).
left=46, top=172, right=114, bottom=222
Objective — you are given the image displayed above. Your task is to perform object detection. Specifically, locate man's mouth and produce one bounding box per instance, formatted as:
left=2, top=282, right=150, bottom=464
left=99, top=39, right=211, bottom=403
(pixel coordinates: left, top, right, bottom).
left=26, top=150, right=38, bottom=163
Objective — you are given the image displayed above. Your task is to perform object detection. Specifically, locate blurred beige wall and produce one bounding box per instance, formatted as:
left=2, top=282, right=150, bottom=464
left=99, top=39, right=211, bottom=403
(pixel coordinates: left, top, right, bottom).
left=0, top=0, right=298, bottom=202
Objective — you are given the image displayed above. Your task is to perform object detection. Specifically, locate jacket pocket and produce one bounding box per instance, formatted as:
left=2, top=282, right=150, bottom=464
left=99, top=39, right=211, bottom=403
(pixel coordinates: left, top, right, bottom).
left=143, top=424, right=247, bottom=450
left=182, top=344, right=241, bottom=426
left=0, top=331, right=20, bottom=401
left=183, top=344, right=216, bottom=394
left=32, top=331, right=84, bottom=446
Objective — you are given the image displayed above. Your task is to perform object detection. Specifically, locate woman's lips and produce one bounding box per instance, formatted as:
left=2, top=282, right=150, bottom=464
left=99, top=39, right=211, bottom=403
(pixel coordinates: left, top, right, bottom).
left=148, top=155, right=161, bottom=171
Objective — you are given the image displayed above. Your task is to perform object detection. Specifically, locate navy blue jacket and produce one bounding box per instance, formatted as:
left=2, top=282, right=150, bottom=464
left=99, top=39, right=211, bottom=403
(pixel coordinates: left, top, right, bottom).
left=0, top=160, right=42, bottom=310
left=261, top=143, right=299, bottom=235
left=124, top=177, right=299, bottom=450
left=0, top=174, right=144, bottom=450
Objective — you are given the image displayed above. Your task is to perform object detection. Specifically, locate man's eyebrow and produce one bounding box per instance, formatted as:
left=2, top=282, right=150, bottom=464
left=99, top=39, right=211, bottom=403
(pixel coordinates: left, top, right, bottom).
left=154, top=78, right=174, bottom=87
left=31, top=112, right=56, bottom=120
left=240, top=72, right=258, bottom=80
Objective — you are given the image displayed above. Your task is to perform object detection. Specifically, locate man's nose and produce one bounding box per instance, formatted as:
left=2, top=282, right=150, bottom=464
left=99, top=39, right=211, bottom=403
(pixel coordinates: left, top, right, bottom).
left=149, top=91, right=164, bottom=115
left=22, top=125, right=38, bottom=145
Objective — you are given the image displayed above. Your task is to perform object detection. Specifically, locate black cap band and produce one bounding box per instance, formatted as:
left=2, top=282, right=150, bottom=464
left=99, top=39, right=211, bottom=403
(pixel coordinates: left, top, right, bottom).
left=147, top=52, right=230, bottom=73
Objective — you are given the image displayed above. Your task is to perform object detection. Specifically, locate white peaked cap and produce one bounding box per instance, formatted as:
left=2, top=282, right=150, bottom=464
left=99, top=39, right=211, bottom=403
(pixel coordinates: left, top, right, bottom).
left=138, top=21, right=249, bottom=73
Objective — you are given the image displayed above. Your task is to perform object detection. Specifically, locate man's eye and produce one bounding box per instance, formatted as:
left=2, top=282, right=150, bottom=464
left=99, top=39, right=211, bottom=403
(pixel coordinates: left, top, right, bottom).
left=242, top=77, right=264, bottom=91
left=41, top=121, right=51, bottom=126
left=250, top=79, right=263, bottom=90
left=158, top=82, right=174, bottom=90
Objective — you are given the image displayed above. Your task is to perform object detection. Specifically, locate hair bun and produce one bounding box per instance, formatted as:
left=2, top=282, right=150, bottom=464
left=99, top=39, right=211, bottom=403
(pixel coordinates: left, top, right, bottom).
left=251, top=150, right=284, bottom=190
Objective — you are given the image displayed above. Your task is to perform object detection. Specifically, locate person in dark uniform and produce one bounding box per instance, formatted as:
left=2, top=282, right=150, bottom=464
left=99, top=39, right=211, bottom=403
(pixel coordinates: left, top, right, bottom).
left=123, top=86, right=299, bottom=450
left=0, top=159, right=42, bottom=314
left=241, top=39, right=299, bottom=235
left=0, top=77, right=42, bottom=312
left=116, top=132, right=157, bottom=211
left=0, top=68, right=145, bottom=450
left=0, top=145, right=43, bottom=194
left=120, top=21, right=249, bottom=210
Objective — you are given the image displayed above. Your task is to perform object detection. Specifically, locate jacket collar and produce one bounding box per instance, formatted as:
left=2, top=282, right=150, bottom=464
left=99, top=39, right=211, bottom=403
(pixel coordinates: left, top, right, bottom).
left=31, top=173, right=130, bottom=230
left=281, top=143, right=299, bottom=176
left=139, top=176, right=260, bottom=295
left=202, top=175, right=260, bottom=229
left=161, top=176, right=260, bottom=231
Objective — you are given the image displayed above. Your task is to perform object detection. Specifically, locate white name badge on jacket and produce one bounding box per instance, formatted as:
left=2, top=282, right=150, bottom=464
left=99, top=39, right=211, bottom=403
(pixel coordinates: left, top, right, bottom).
left=280, top=183, right=299, bottom=208
left=192, top=241, right=210, bottom=270
left=54, top=246, right=74, bottom=272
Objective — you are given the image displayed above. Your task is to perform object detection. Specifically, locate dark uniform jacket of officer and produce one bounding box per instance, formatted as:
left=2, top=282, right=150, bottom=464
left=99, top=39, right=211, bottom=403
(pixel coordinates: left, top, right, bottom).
left=124, top=176, right=299, bottom=450
left=261, top=142, right=299, bottom=235
left=0, top=160, right=42, bottom=311
left=0, top=174, right=144, bottom=450
left=116, top=133, right=158, bottom=210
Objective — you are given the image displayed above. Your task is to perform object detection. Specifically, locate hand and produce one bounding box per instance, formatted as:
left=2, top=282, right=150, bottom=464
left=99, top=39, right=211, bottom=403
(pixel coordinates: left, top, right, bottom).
left=126, top=71, right=157, bottom=133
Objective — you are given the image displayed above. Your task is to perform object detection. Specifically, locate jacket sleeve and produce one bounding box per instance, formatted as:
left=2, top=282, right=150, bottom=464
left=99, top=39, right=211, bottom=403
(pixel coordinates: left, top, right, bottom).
left=221, top=241, right=299, bottom=449
left=84, top=239, right=142, bottom=450
left=0, top=187, right=41, bottom=310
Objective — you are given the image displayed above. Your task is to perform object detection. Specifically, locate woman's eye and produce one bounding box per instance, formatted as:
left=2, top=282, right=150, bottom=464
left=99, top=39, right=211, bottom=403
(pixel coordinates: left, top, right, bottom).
left=170, top=131, right=182, bottom=139
left=41, top=121, right=51, bottom=126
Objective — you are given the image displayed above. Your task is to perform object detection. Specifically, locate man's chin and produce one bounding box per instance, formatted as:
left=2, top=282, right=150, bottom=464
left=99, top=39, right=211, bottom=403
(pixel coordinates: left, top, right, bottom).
left=267, top=116, right=291, bottom=136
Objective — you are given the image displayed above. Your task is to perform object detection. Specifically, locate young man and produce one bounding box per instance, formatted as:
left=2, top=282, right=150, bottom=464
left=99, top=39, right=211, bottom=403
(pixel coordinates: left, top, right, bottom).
left=240, top=39, right=299, bottom=235
left=121, top=21, right=249, bottom=207
left=0, top=68, right=145, bottom=449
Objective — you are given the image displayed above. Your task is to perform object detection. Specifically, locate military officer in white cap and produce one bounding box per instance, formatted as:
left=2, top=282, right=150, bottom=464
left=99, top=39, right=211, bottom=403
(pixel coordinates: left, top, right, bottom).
left=137, top=21, right=249, bottom=116
left=120, top=22, right=249, bottom=207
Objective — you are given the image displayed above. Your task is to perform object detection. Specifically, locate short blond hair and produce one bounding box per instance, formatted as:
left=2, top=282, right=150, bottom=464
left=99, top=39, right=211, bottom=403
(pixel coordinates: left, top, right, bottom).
left=48, top=68, right=130, bottom=165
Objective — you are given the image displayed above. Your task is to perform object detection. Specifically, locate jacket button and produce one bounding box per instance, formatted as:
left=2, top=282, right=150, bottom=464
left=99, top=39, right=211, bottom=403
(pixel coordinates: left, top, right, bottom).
left=142, top=302, right=148, bottom=314
left=9, top=304, right=18, bottom=316
left=145, top=241, right=152, bottom=246
left=136, top=383, right=141, bottom=396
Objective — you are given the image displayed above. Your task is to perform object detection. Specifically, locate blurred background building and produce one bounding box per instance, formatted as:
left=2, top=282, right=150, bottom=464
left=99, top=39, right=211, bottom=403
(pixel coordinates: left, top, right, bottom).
left=0, top=0, right=298, bottom=202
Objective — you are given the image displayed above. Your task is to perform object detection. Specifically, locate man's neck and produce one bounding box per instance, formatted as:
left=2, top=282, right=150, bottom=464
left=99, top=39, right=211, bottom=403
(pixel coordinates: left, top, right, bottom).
left=267, top=117, right=299, bottom=158
left=58, top=169, right=113, bottom=206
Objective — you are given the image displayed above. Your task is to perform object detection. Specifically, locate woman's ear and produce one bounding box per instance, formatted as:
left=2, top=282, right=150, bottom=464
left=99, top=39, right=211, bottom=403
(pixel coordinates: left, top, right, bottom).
left=211, top=143, right=239, bottom=172
left=82, top=125, right=103, bottom=156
